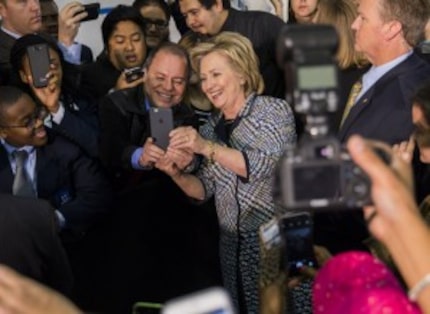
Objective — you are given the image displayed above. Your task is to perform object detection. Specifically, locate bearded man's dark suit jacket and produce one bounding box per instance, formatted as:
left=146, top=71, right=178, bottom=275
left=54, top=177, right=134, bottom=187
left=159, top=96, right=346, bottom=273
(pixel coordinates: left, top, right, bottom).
left=0, top=132, right=111, bottom=240
left=0, top=28, right=16, bottom=85
left=0, top=194, right=73, bottom=295
left=315, top=52, right=430, bottom=254
left=338, top=53, right=430, bottom=143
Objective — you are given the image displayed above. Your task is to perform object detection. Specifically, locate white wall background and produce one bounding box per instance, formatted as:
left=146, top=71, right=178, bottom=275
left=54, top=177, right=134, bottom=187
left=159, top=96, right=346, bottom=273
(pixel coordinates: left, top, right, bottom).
left=54, top=0, right=181, bottom=57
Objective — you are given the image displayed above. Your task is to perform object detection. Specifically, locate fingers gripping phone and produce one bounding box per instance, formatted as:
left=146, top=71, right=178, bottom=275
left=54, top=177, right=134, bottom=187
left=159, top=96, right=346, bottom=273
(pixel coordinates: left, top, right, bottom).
left=149, top=107, right=174, bottom=150
left=76, top=3, right=100, bottom=22
left=26, top=44, right=51, bottom=88
left=124, top=67, right=144, bottom=83
left=280, top=212, right=317, bottom=277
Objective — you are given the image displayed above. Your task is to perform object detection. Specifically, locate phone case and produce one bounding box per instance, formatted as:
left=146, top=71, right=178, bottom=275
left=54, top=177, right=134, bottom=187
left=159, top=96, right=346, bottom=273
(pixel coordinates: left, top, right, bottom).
left=80, top=3, right=100, bottom=22
left=124, top=67, right=144, bottom=83
left=149, top=107, right=174, bottom=150
left=26, top=44, right=50, bottom=88
left=280, top=212, right=317, bottom=276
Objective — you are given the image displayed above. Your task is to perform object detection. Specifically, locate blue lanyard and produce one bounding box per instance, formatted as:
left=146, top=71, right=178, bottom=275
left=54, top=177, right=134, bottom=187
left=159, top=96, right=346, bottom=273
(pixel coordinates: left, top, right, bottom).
left=144, top=98, right=151, bottom=112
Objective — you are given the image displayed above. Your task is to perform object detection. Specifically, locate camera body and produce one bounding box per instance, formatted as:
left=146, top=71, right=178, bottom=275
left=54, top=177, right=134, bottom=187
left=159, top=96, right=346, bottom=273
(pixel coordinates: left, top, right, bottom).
left=277, top=136, right=371, bottom=210
left=275, top=24, right=371, bottom=210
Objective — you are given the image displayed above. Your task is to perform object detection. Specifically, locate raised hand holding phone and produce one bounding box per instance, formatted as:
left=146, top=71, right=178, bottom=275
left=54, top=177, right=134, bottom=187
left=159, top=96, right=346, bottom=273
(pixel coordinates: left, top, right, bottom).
left=78, top=3, right=100, bottom=22
left=26, top=44, right=51, bottom=88
left=280, top=212, right=318, bottom=277
left=58, top=2, right=99, bottom=47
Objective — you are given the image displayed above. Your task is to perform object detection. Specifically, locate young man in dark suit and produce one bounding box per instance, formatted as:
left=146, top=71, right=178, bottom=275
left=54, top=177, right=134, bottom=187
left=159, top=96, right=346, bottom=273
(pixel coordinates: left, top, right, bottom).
left=0, top=85, right=110, bottom=239
left=79, top=5, right=148, bottom=100
left=0, top=86, right=112, bottom=311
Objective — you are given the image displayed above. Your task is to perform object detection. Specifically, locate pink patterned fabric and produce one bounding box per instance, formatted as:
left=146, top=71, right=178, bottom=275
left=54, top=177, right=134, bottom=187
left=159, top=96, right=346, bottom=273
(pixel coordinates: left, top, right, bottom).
left=313, top=251, right=421, bottom=313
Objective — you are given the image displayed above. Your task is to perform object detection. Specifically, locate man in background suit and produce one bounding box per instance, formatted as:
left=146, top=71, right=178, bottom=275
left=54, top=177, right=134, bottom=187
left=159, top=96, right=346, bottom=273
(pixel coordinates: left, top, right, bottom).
left=0, top=194, right=73, bottom=296
left=315, top=0, right=430, bottom=254
left=40, top=0, right=94, bottom=65
left=0, top=0, right=92, bottom=85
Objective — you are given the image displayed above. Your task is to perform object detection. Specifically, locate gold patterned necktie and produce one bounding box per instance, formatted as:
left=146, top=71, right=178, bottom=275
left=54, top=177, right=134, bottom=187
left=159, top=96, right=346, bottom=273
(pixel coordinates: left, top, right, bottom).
left=340, top=80, right=363, bottom=128
left=12, top=150, right=36, bottom=198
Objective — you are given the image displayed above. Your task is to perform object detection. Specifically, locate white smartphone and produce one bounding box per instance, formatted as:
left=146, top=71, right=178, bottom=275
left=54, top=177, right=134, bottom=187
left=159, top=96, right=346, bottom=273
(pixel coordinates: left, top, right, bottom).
left=162, top=287, right=235, bottom=314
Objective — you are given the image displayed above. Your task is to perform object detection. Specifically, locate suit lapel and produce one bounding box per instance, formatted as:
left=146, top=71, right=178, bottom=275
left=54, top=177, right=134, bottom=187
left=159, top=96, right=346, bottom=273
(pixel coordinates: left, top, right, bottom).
left=35, top=146, right=57, bottom=197
left=0, top=145, right=14, bottom=194
left=338, top=53, right=422, bottom=140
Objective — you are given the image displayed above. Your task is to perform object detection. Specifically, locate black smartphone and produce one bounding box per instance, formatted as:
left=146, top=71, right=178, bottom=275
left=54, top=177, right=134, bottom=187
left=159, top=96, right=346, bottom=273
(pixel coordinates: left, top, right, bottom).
left=26, top=44, right=51, bottom=88
left=124, top=67, right=144, bottom=83
left=78, top=3, right=100, bottom=22
left=149, top=107, right=174, bottom=150
left=280, top=212, right=317, bottom=277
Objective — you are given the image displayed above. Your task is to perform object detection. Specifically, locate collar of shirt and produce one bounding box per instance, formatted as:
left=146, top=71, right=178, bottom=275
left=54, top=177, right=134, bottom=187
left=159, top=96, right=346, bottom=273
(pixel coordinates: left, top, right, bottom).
left=1, top=26, right=21, bottom=39
left=359, top=50, right=413, bottom=100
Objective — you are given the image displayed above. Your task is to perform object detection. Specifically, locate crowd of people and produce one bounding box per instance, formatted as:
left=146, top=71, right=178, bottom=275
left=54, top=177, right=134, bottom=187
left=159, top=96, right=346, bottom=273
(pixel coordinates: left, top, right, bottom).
left=1, top=0, right=430, bottom=313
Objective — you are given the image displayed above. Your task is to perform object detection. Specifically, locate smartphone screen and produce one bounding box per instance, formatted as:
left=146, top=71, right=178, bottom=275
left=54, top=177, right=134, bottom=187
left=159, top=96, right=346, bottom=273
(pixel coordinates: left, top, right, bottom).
left=162, top=287, right=234, bottom=314
left=149, top=107, right=174, bottom=150
left=280, top=213, right=317, bottom=277
left=26, top=44, right=51, bottom=88
left=79, top=3, right=100, bottom=22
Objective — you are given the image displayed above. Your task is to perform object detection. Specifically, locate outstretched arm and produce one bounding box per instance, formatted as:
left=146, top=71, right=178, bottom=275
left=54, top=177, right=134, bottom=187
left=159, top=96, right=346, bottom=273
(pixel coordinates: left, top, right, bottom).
left=348, top=135, right=430, bottom=311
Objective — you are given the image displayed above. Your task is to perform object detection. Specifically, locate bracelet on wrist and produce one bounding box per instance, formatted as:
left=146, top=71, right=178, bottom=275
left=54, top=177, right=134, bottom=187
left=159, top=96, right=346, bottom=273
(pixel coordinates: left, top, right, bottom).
left=208, top=141, right=216, bottom=164
left=409, top=273, right=430, bottom=301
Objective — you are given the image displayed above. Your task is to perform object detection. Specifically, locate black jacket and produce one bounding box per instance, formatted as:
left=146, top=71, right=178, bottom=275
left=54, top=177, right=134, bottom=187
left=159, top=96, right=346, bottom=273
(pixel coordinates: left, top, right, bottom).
left=99, top=86, right=197, bottom=191
left=0, top=194, right=73, bottom=295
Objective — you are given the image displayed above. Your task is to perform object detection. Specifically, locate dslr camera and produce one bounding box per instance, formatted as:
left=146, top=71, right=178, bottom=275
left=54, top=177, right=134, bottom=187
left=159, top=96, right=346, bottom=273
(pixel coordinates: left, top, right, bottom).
left=275, top=24, right=371, bottom=210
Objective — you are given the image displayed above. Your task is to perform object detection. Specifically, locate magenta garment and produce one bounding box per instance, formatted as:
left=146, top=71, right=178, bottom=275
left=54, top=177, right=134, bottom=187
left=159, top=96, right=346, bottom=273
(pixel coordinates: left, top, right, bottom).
left=312, top=251, right=421, bottom=313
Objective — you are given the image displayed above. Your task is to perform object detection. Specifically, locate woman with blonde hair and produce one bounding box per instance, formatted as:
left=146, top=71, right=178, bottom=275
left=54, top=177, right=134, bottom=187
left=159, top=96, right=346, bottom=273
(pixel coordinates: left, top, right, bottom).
left=156, top=31, right=296, bottom=313
left=313, top=0, right=369, bottom=130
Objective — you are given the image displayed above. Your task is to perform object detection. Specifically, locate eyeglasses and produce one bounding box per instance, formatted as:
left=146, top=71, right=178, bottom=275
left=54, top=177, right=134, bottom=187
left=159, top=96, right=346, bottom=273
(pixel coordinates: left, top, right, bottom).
left=142, top=18, right=169, bottom=30
left=0, top=106, right=48, bottom=130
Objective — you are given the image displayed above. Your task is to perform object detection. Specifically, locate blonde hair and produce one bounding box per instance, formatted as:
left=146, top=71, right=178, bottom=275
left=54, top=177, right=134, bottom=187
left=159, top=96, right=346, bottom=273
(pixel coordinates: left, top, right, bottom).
left=315, top=0, right=368, bottom=69
left=178, top=32, right=213, bottom=111
left=190, top=31, right=264, bottom=96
